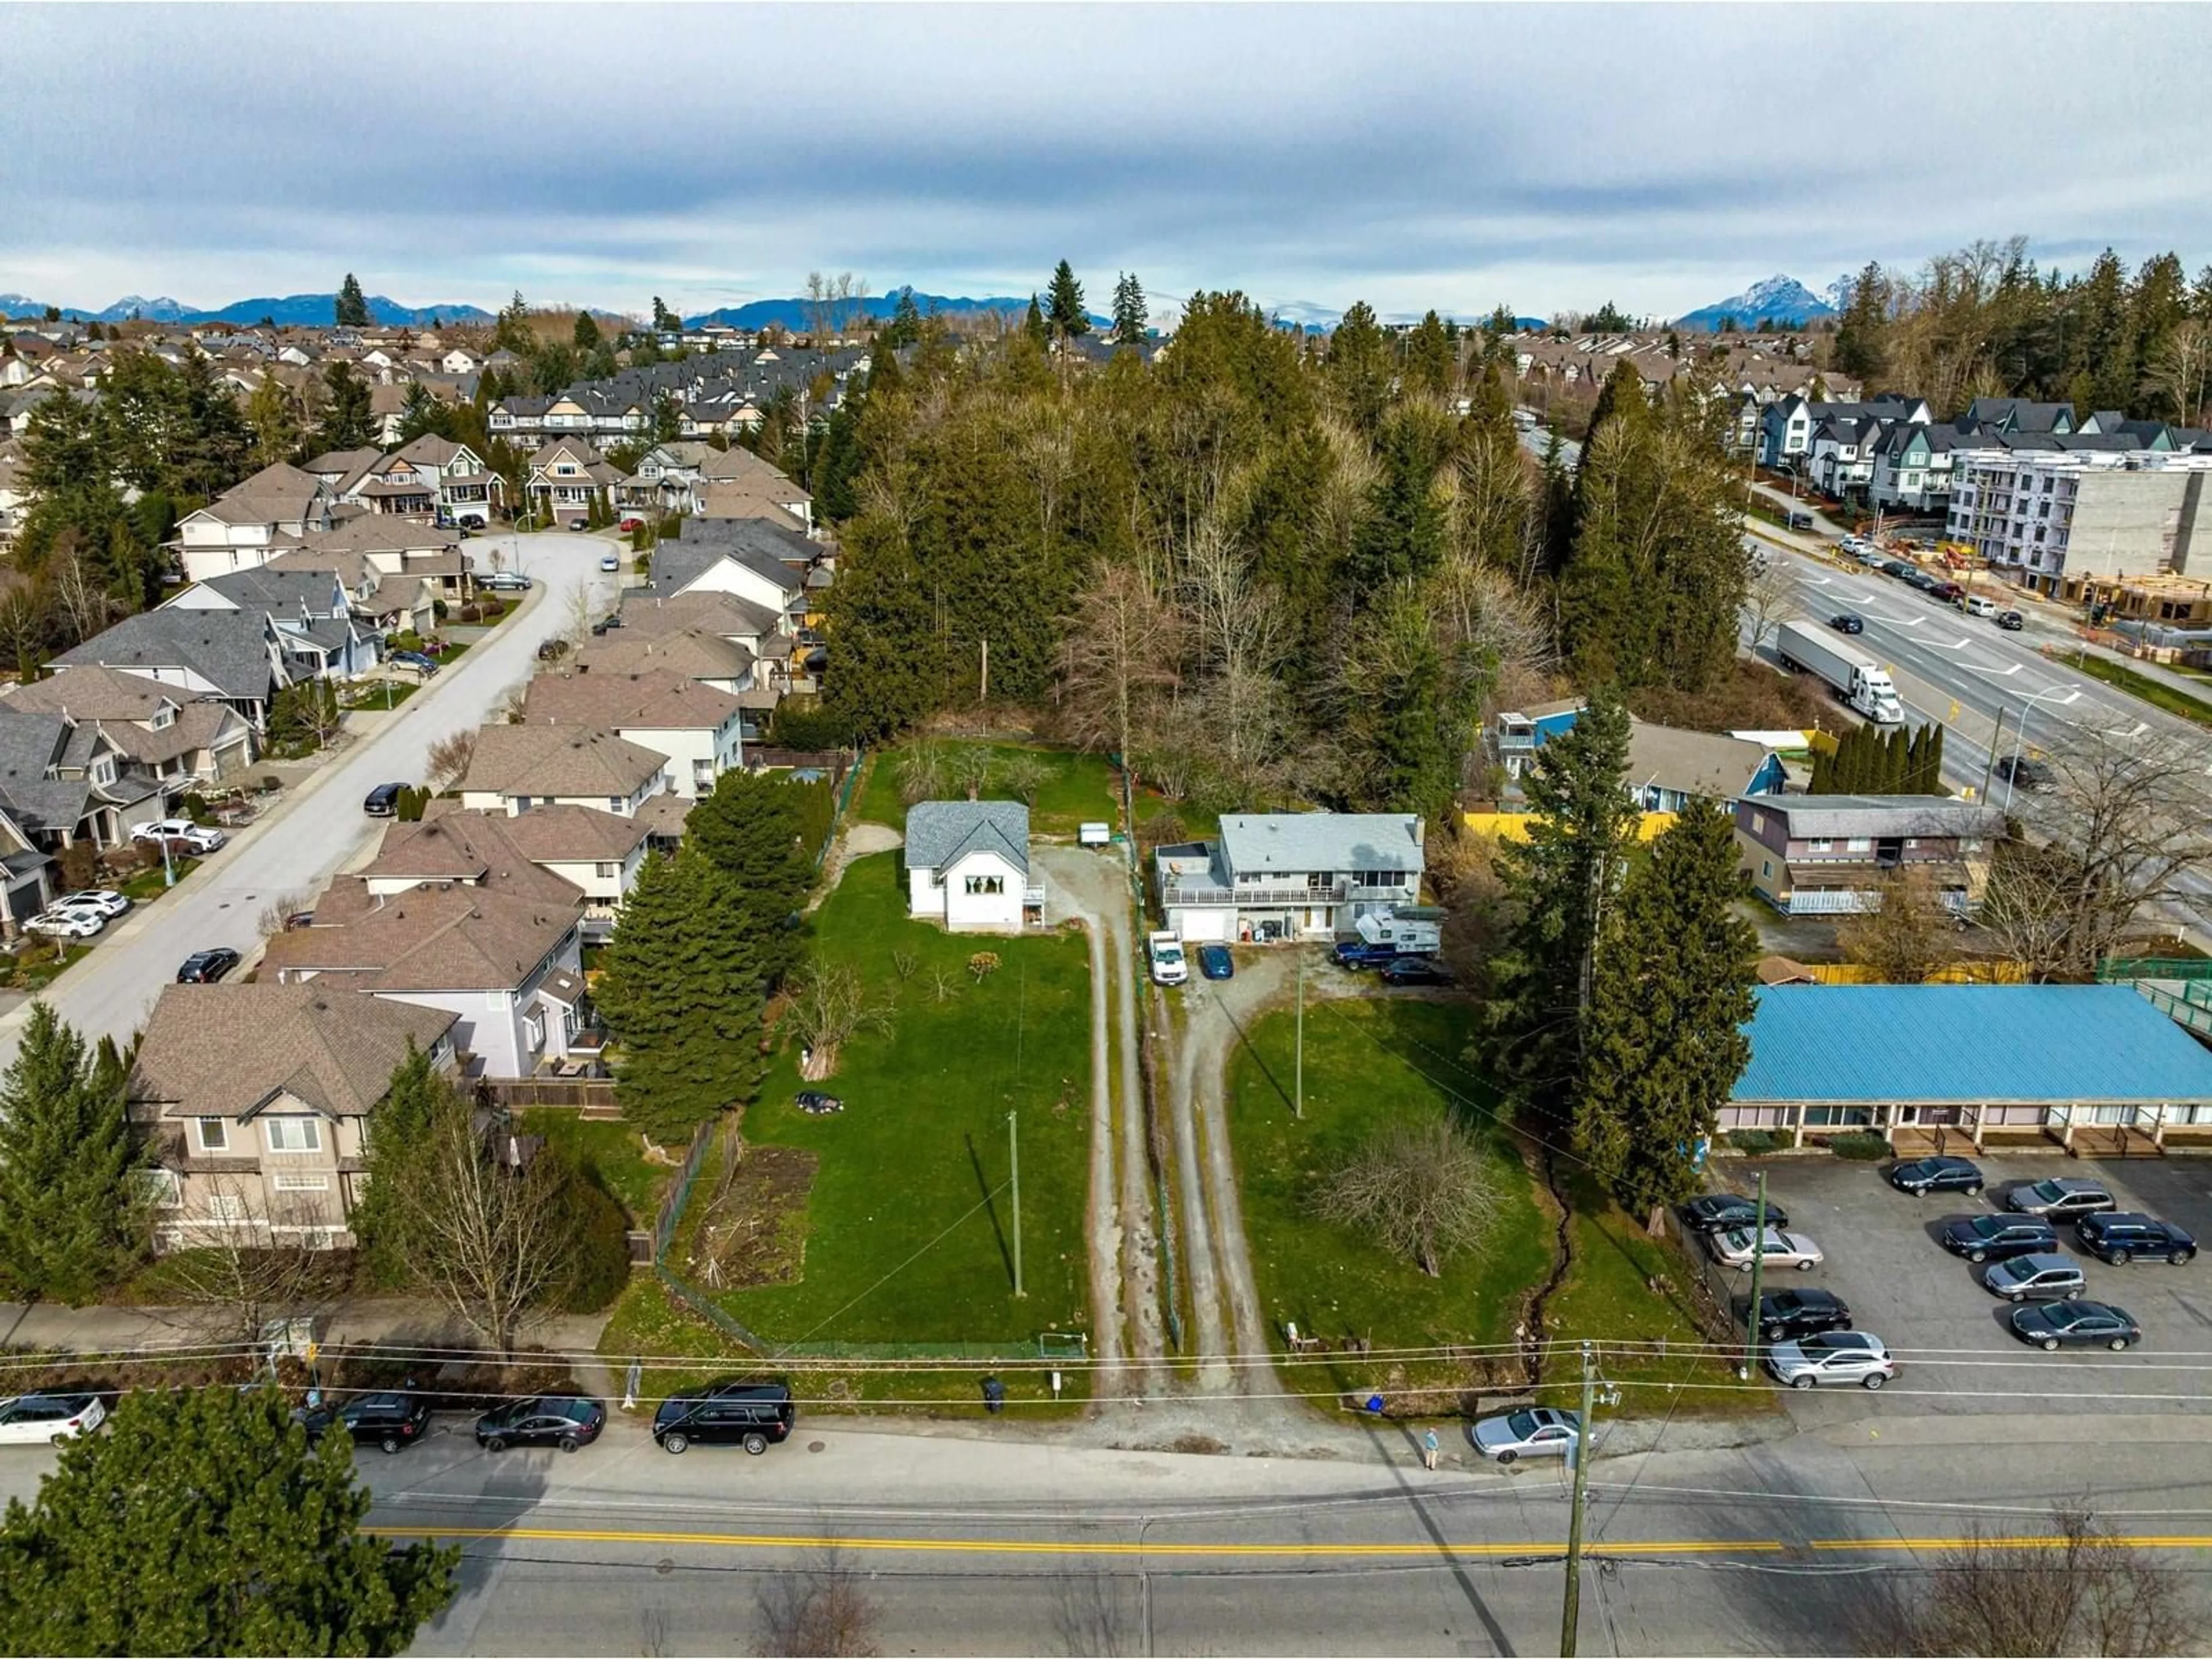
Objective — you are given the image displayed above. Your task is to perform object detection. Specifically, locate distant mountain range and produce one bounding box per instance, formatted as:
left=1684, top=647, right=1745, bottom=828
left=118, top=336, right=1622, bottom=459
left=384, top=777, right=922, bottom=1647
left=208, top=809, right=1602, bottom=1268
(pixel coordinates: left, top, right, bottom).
left=681, top=292, right=1113, bottom=331
left=1675, top=275, right=1840, bottom=332
left=1263, top=301, right=1550, bottom=334
left=0, top=292, right=496, bottom=327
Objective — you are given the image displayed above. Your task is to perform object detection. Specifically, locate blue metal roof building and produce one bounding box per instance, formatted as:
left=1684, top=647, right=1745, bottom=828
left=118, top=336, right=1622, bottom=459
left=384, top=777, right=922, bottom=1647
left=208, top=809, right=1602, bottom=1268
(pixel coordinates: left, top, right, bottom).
left=1727, top=985, right=2212, bottom=1152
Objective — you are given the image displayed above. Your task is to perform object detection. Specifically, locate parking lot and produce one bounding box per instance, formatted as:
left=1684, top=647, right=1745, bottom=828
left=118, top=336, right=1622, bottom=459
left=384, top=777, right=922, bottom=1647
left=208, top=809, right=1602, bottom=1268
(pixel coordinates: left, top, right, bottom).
left=1703, top=1152, right=2212, bottom=1423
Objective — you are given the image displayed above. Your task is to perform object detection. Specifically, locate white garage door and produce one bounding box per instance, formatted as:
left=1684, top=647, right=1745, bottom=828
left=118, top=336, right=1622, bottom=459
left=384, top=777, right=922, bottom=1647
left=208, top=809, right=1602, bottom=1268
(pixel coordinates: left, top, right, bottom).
left=1171, top=908, right=1236, bottom=943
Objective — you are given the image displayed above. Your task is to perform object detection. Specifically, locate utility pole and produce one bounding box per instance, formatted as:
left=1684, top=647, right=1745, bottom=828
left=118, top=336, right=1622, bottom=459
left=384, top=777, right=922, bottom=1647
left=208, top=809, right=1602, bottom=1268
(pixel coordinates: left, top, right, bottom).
left=1979, top=705, right=2012, bottom=804
left=1008, top=1108, right=1024, bottom=1298
left=1559, top=1340, right=1597, bottom=1658
left=1293, top=948, right=1305, bottom=1120
left=1739, top=1171, right=1769, bottom=1382
left=979, top=637, right=989, bottom=705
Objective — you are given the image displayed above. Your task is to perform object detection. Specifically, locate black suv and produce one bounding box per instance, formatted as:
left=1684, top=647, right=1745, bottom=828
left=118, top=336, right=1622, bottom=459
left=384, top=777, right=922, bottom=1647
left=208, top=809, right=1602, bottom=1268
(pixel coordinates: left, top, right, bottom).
left=1889, top=1156, right=1984, bottom=1197
left=1681, top=1193, right=1789, bottom=1234
left=1756, top=1287, right=1852, bottom=1344
left=653, top=1381, right=795, bottom=1456
left=2076, top=1213, right=2198, bottom=1266
left=294, top=1390, right=433, bottom=1455
left=1940, top=1214, right=2058, bottom=1264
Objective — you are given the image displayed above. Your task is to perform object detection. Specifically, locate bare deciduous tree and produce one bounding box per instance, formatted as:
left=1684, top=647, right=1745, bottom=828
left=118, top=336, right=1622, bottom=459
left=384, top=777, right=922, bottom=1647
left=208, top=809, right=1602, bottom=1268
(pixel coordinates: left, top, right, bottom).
left=1055, top=563, right=1181, bottom=767
left=1313, top=1118, right=1503, bottom=1277
left=949, top=745, right=995, bottom=801
left=157, top=1180, right=343, bottom=1347
left=424, top=728, right=478, bottom=791
left=1180, top=520, right=1291, bottom=781
left=496, top=681, right=531, bottom=724
left=2145, top=320, right=2212, bottom=429
left=896, top=741, right=945, bottom=805
left=783, top=964, right=893, bottom=1077
left=1980, top=728, right=2212, bottom=982
left=1742, top=558, right=1799, bottom=654
left=997, top=752, right=1051, bottom=806
left=385, top=1100, right=577, bottom=1354
left=564, top=579, right=599, bottom=647
left=1836, top=865, right=1966, bottom=984
left=1858, top=1504, right=2198, bottom=1657
left=755, top=1547, right=882, bottom=1658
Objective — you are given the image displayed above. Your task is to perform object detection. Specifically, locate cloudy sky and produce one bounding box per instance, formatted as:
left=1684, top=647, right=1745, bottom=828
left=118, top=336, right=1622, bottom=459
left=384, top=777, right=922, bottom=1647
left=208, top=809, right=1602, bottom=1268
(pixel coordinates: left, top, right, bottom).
left=6, top=3, right=2210, bottom=322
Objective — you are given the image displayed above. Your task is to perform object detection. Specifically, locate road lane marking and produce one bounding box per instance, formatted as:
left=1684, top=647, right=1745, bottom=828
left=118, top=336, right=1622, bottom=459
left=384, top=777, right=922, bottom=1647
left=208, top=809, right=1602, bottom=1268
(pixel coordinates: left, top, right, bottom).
left=371, top=1524, right=1786, bottom=1559
left=1811, top=1535, right=2212, bottom=1552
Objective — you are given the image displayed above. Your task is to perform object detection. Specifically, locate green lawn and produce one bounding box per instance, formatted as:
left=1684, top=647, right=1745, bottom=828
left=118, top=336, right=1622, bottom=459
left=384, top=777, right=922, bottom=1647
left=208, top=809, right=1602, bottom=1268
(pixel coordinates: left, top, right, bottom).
left=855, top=742, right=1124, bottom=837
left=704, top=850, right=1092, bottom=1352
left=117, top=858, right=200, bottom=904
left=520, top=1110, right=669, bottom=1224
left=2062, top=651, right=2212, bottom=729
left=1226, top=998, right=1554, bottom=1406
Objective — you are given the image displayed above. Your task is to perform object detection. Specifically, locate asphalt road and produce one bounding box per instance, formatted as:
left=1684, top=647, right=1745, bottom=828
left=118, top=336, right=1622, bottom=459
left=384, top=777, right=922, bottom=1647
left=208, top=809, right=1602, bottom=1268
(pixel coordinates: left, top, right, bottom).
left=7, top=1411, right=2209, bottom=1654
left=0, top=531, right=624, bottom=1068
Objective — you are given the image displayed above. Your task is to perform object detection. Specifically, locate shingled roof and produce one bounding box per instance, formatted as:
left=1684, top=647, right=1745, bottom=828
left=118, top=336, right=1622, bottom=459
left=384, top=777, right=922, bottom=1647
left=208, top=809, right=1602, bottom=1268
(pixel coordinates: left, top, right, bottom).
left=905, top=800, right=1030, bottom=877
left=458, top=724, right=668, bottom=799
left=129, top=983, right=456, bottom=1120
left=521, top=669, right=743, bottom=732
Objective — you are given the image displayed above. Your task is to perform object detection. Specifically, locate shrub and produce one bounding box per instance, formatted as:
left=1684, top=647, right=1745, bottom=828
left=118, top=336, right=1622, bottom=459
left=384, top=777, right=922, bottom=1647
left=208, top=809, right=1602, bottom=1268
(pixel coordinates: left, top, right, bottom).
left=765, top=700, right=853, bottom=751
left=260, top=776, right=282, bottom=793
left=1724, top=1129, right=1779, bottom=1156
left=180, top=792, right=212, bottom=825
left=56, top=841, right=98, bottom=893
left=554, top=1158, right=632, bottom=1313
left=1828, top=1131, right=1891, bottom=1161
left=431, top=599, right=450, bottom=622
left=457, top=604, right=482, bottom=624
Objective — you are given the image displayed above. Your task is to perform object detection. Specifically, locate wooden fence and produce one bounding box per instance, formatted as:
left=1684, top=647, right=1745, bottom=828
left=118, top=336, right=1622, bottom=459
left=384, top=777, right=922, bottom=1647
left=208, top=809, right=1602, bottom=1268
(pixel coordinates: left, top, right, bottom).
left=478, top=1078, right=620, bottom=1115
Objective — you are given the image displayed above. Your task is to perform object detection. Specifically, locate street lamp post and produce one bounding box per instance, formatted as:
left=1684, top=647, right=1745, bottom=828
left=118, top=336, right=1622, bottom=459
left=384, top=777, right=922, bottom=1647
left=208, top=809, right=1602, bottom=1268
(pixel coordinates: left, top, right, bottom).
left=1993, top=684, right=2080, bottom=809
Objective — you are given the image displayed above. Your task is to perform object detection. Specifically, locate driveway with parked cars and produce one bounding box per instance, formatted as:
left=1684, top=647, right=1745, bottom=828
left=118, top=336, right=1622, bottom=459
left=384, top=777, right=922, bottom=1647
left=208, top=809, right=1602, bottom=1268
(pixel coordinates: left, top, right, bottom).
left=1708, top=1153, right=2212, bottom=1424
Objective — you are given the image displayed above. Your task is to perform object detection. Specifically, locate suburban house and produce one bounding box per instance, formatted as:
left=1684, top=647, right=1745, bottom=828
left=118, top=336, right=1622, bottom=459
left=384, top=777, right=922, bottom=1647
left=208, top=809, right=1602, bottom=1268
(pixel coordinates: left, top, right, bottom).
left=638, top=536, right=809, bottom=630
left=519, top=669, right=744, bottom=797
left=47, top=609, right=290, bottom=732
left=388, top=434, right=505, bottom=528
left=613, top=586, right=793, bottom=685
left=0, top=808, right=53, bottom=935
left=524, top=440, right=621, bottom=519
left=6, top=665, right=257, bottom=786
left=302, top=446, right=384, bottom=495
left=1488, top=699, right=1587, bottom=785
left=361, top=800, right=648, bottom=942
left=1624, top=720, right=1787, bottom=813
left=1732, top=793, right=2008, bottom=916
left=1155, top=812, right=1425, bottom=943
left=904, top=800, right=1041, bottom=930
left=272, top=515, right=473, bottom=607
left=1723, top=984, right=2212, bottom=1155
left=343, top=450, right=440, bottom=520
left=573, top=627, right=759, bottom=699
left=162, top=567, right=378, bottom=682
left=456, top=724, right=672, bottom=817
left=171, top=462, right=339, bottom=582
left=128, top=984, right=460, bottom=1249
left=262, top=875, right=590, bottom=1080
left=0, top=709, right=167, bottom=852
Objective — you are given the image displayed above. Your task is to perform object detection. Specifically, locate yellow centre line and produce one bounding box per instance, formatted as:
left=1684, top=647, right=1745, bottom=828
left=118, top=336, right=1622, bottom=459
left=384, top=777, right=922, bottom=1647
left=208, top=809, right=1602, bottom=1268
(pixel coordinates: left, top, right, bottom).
left=372, top=1525, right=1782, bottom=1558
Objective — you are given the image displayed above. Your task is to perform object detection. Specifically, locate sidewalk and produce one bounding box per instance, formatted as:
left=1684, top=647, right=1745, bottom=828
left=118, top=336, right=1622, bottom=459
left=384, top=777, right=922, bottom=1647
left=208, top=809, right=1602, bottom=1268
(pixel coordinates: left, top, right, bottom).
left=0, top=1295, right=610, bottom=1365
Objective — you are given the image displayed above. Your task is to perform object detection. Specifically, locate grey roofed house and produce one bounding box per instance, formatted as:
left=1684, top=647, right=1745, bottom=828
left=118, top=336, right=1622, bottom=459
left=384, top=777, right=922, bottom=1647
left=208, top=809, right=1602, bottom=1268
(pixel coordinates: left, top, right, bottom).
left=904, top=800, right=1031, bottom=878
left=638, top=538, right=804, bottom=602
left=1624, top=719, right=1782, bottom=806
left=1744, top=794, right=2008, bottom=839
left=0, top=709, right=164, bottom=846
left=48, top=609, right=284, bottom=721
left=4, top=665, right=255, bottom=777
left=458, top=724, right=669, bottom=801
left=1217, top=812, right=1424, bottom=877
left=676, top=514, right=818, bottom=569
left=615, top=586, right=783, bottom=644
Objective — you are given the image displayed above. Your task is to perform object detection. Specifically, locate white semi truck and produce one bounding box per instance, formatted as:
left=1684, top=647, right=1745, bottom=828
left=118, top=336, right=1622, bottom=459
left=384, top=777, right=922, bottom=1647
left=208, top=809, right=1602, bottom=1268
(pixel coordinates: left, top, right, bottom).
left=1776, top=621, right=1905, bottom=726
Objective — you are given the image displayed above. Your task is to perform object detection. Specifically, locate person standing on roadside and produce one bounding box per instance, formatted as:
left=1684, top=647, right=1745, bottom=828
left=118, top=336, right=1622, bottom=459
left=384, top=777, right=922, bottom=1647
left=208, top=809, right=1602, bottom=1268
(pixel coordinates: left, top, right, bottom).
left=1422, top=1427, right=1440, bottom=1471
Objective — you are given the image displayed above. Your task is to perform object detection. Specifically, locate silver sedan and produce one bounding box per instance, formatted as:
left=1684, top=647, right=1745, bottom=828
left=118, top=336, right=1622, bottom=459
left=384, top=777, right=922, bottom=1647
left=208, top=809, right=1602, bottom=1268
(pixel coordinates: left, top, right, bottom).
left=1765, top=1332, right=1896, bottom=1390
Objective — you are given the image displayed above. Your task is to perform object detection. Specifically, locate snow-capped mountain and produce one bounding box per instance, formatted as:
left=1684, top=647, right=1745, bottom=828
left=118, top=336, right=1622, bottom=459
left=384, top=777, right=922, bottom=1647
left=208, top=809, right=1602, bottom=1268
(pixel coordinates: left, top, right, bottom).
left=1675, top=275, right=1837, bottom=332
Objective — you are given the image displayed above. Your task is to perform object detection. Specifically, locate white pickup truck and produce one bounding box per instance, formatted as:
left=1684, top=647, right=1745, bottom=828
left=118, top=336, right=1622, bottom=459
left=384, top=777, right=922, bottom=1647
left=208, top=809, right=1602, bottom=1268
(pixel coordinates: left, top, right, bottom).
left=1147, top=931, right=1188, bottom=987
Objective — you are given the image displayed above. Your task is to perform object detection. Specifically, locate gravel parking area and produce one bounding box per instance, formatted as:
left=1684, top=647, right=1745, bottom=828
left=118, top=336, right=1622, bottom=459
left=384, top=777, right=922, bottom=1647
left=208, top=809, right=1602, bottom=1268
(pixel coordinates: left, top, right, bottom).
left=1701, top=1153, right=2212, bottom=1423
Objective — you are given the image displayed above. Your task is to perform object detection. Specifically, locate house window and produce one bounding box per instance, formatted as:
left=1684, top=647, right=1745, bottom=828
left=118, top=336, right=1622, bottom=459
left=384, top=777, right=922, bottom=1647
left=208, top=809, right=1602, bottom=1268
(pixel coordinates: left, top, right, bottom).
left=1806, top=838, right=1833, bottom=853
left=150, top=704, right=174, bottom=730
left=964, top=874, right=1006, bottom=896
left=595, top=862, right=618, bottom=879
left=139, top=1169, right=182, bottom=1209
left=1760, top=859, right=1772, bottom=879
left=524, top=1010, right=547, bottom=1051
left=1751, top=812, right=1766, bottom=834
left=1846, top=837, right=1872, bottom=852
left=263, top=1118, right=321, bottom=1154
left=608, top=798, right=623, bottom=812
left=271, top=1172, right=328, bottom=1192
left=207, top=1192, right=248, bottom=1224
left=92, top=757, right=114, bottom=786
left=195, top=1118, right=228, bottom=1152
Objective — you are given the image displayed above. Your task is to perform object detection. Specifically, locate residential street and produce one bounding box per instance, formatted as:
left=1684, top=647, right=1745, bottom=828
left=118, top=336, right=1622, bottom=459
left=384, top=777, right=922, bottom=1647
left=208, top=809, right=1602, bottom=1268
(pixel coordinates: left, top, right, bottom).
left=0, top=531, right=625, bottom=1069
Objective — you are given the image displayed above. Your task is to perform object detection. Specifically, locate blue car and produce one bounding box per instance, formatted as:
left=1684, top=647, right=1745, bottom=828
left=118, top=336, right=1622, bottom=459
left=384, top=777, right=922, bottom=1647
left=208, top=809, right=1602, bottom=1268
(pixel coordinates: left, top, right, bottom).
left=1196, top=944, right=1233, bottom=981
left=1332, top=941, right=1399, bottom=969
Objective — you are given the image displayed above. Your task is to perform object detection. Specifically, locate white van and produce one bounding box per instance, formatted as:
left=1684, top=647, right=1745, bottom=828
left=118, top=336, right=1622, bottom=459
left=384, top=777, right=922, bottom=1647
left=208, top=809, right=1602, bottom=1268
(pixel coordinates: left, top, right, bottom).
left=1147, top=931, right=1188, bottom=987
left=1963, top=594, right=2000, bottom=619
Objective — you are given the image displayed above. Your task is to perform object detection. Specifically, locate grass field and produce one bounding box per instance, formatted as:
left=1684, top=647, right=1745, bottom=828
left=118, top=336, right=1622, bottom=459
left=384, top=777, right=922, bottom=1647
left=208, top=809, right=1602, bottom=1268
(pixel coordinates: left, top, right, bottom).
left=854, top=741, right=1124, bottom=838
left=518, top=1110, right=669, bottom=1224
left=1226, top=998, right=1554, bottom=1406
left=2061, top=650, right=2212, bottom=729
left=706, top=850, right=1093, bottom=1352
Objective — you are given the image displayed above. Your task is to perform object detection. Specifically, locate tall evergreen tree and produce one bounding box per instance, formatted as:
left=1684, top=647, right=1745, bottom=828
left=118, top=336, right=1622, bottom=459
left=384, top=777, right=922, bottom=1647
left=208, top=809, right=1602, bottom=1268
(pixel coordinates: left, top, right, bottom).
left=315, top=361, right=375, bottom=452
left=1346, top=404, right=1452, bottom=591
left=1833, top=262, right=1889, bottom=382
left=1110, top=271, right=1148, bottom=346
left=1490, top=689, right=1638, bottom=1124
left=395, top=380, right=453, bottom=444
left=347, top=1042, right=445, bottom=1289
left=687, top=770, right=816, bottom=985
left=1402, top=309, right=1455, bottom=397
left=0, top=1385, right=457, bottom=1654
left=571, top=310, right=603, bottom=351
left=1574, top=801, right=1758, bottom=1214
left=594, top=849, right=772, bottom=1140
left=880, top=286, right=923, bottom=349
left=1046, top=260, right=1090, bottom=338
left=0, top=1006, right=146, bottom=1304
left=1919, top=722, right=1946, bottom=793
left=1325, top=301, right=1392, bottom=433
left=334, top=272, right=371, bottom=328
left=651, top=295, right=679, bottom=334
left=1022, top=294, right=1048, bottom=350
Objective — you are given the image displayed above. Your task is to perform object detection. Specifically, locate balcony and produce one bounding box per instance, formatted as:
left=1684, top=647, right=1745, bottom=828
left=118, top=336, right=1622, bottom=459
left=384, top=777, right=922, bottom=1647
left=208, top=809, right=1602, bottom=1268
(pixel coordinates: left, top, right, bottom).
left=1160, top=877, right=1408, bottom=910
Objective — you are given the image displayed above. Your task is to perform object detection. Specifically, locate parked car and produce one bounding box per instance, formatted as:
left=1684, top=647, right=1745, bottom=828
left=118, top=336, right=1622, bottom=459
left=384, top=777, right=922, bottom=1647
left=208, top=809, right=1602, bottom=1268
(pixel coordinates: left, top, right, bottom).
left=1786, top=509, right=1816, bottom=531
left=567, top=516, right=589, bottom=532
left=2075, top=1213, right=2198, bottom=1266
left=480, top=571, right=533, bottom=592
left=134, top=819, right=226, bottom=853
left=25, top=906, right=106, bottom=940
left=1889, top=1156, right=1985, bottom=1197
left=1756, top=1287, right=1852, bottom=1344
left=1681, top=1194, right=1790, bottom=1235
left=1963, top=594, right=2001, bottom=619
left=1147, top=932, right=1188, bottom=987
left=1766, top=1332, right=1895, bottom=1391
left=1828, top=612, right=1865, bottom=635
left=1707, top=1226, right=1823, bottom=1272
left=1881, top=560, right=1916, bottom=581
left=388, top=649, right=438, bottom=677
left=537, top=638, right=570, bottom=662
left=618, top=517, right=645, bottom=532
left=1331, top=941, right=1402, bottom=969
left=456, top=514, right=487, bottom=532
left=363, top=782, right=407, bottom=817
left=1929, top=581, right=1965, bottom=604
left=1380, top=956, right=1453, bottom=987
left=599, top=553, right=621, bottom=573
left=0, top=1392, right=107, bottom=1444
left=176, top=947, right=241, bottom=984
left=1854, top=545, right=1887, bottom=566
left=1995, top=609, right=2025, bottom=631
left=1468, top=1406, right=1579, bottom=1464
left=56, top=889, right=130, bottom=918
left=1906, top=571, right=1942, bottom=593
left=2006, top=1177, right=2116, bottom=1218
left=1196, top=944, right=1234, bottom=981
left=2009, top=1301, right=2141, bottom=1352
left=1994, top=754, right=2056, bottom=794
left=1940, top=1214, right=2058, bottom=1264
left=652, top=1381, right=795, bottom=1455
left=589, top=615, right=619, bottom=636
left=1982, top=1252, right=2088, bottom=1302
left=295, top=1390, right=433, bottom=1454
left=474, top=1395, right=605, bottom=1453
